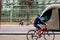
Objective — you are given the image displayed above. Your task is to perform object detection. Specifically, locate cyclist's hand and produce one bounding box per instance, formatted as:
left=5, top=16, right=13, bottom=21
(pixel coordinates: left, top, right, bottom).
left=46, top=24, right=48, bottom=26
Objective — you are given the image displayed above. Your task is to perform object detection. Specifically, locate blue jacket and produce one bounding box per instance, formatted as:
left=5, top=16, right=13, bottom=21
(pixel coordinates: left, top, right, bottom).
left=34, top=16, right=46, bottom=25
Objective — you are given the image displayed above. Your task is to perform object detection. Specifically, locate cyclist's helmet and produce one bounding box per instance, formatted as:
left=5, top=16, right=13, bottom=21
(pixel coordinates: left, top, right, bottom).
left=37, top=14, right=40, bottom=17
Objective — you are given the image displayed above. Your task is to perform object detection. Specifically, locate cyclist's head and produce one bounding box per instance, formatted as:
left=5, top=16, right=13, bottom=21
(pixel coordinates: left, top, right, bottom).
left=37, top=14, right=40, bottom=17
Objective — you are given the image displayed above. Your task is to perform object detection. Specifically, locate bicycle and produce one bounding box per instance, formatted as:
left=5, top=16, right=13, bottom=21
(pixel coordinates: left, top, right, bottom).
left=26, top=25, right=55, bottom=40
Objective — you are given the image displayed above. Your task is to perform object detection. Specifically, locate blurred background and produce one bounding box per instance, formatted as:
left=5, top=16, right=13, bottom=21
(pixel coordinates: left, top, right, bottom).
left=1, top=0, right=60, bottom=30
left=1, top=0, right=60, bottom=23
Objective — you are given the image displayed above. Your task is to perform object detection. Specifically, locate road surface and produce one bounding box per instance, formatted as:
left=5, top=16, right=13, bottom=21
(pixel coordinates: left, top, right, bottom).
left=0, top=25, right=60, bottom=40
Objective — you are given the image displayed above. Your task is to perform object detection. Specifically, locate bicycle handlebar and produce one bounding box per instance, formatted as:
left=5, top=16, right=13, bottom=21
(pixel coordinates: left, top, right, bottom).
left=45, top=25, right=47, bottom=29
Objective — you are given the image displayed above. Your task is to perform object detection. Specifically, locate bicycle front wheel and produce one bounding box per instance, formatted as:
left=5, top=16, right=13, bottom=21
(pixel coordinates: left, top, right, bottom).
left=26, top=30, right=38, bottom=40
left=44, top=30, right=55, bottom=40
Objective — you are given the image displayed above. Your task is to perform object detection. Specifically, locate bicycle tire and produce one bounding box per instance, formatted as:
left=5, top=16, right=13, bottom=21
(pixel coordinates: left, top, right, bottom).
left=26, top=30, right=38, bottom=40
left=43, top=30, right=55, bottom=40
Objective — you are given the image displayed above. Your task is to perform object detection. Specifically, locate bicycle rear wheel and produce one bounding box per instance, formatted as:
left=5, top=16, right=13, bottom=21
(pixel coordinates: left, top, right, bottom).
left=26, top=30, right=38, bottom=40
left=44, top=30, right=55, bottom=40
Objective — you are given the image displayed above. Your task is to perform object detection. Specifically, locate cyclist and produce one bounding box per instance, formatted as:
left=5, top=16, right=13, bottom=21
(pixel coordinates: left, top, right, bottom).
left=19, top=18, right=24, bottom=25
left=34, top=14, right=47, bottom=37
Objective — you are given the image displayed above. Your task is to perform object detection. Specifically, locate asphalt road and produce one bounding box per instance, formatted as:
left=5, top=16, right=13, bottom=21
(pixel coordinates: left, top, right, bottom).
left=0, top=34, right=60, bottom=40
left=0, top=25, right=36, bottom=32
left=0, top=25, right=60, bottom=40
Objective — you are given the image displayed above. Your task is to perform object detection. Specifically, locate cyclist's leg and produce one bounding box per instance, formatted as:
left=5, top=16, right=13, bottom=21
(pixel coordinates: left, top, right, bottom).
left=34, top=24, right=43, bottom=37
left=34, top=24, right=40, bottom=35
left=34, top=24, right=41, bottom=29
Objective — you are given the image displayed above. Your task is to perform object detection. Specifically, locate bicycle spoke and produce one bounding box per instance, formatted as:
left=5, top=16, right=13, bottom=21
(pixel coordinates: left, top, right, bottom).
left=26, top=30, right=38, bottom=40
left=44, top=31, right=55, bottom=40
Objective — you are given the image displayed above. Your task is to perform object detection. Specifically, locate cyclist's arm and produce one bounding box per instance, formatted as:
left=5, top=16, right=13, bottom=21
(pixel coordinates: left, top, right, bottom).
left=39, top=19, right=46, bottom=25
